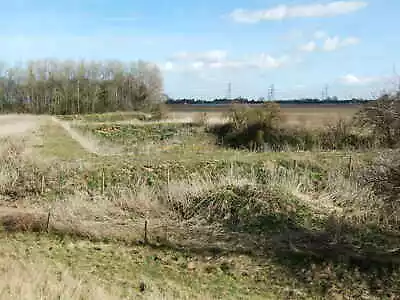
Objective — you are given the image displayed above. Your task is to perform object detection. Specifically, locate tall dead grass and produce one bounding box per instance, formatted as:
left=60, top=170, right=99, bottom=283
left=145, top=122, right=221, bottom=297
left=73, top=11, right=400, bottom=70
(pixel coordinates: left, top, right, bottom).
left=0, top=135, right=395, bottom=255
left=0, top=138, right=362, bottom=232
left=0, top=255, right=196, bottom=300
left=0, top=257, right=117, bottom=300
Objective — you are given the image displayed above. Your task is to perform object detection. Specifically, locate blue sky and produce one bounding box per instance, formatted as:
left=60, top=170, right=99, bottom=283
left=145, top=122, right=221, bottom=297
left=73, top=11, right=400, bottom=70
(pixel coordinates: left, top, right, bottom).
left=0, top=0, right=399, bottom=99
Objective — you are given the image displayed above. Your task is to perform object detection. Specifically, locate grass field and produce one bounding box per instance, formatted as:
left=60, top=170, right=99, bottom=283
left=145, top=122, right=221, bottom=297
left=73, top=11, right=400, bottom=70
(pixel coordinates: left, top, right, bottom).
left=166, top=104, right=360, bottom=128
left=0, top=104, right=399, bottom=299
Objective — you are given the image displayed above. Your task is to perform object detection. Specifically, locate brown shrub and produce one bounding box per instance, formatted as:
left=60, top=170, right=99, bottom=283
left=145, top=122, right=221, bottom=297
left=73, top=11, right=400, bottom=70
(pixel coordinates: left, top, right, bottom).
left=0, top=212, right=47, bottom=232
left=357, top=150, right=400, bottom=221
left=354, top=93, right=400, bottom=147
left=149, top=103, right=170, bottom=120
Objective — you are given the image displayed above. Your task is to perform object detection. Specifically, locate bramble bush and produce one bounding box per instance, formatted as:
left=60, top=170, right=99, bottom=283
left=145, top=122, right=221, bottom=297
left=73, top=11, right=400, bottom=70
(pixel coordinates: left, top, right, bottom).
left=209, top=102, right=374, bottom=151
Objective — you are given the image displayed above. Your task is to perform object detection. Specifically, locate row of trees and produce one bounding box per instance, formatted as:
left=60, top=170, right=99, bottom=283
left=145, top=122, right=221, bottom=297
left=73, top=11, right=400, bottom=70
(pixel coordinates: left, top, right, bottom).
left=0, top=59, right=165, bottom=115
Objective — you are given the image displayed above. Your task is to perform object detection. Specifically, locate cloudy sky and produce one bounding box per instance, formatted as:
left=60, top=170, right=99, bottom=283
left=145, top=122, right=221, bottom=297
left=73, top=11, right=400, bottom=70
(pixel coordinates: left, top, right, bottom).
left=0, top=0, right=399, bottom=99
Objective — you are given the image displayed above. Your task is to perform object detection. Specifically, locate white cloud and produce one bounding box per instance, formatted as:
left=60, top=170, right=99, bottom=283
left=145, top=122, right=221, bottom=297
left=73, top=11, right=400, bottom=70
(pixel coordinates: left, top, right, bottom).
left=202, top=55, right=287, bottom=70
left=208, top=61, right=241, bottom=69
left=163, top=61, right=174, bottom=71
left=340, top=74, right=381, bottom=85
left=250, top=53, right=289, bottom=69
left=323, top=36, right=359, bottom=51
left=166, top=50, right=289, bottom=72
left=341, top=37, right=360, bottom=46
left=171, top=50, right=228, bottom=63
left=296, top=34, right=359, bottom=53
left=299, top=41, right=317, bottom=52
left=314, top=30, right=328, bottom=39
left=323, top=36, right=341, bottom=51
left=191, top=61, right=205, bottom=70
left=229, top=1, right=368, bottom=23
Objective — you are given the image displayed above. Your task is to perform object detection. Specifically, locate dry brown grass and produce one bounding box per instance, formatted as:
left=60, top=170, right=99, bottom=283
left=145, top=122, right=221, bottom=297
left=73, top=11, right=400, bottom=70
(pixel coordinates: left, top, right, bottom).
left=0, top=122, right=390, bottom=240
left=167, top=104, right=359, bottom=129
left=0, top=136, right=367, bottom=250
left=0, top=254, right=197, bottom=300
left=282, top=109, right=355, bottom=129
left=1, top=111, right=399, bottom=299
left=0, top=114, right=41, bottom=137
left=0, top=257, right=118, bottom=300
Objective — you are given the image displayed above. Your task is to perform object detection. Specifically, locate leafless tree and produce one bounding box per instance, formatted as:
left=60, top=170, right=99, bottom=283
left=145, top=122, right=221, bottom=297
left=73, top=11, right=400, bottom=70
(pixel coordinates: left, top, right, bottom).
left=0, top=59, right=164, bottom=115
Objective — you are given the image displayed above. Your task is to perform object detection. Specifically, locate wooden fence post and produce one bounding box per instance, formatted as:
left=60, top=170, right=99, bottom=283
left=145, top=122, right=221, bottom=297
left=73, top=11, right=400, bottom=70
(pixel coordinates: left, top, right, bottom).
left=144, top=219, right=148, bottom=244
left=348, top=155, right=352, bottom=176
left=41, top=175, right=45, bottom=194
left=167, top=168, right=170, bottom=186
left=101, top=168, right=105, bottom=195
left=46, top=210, right=51, bottom=233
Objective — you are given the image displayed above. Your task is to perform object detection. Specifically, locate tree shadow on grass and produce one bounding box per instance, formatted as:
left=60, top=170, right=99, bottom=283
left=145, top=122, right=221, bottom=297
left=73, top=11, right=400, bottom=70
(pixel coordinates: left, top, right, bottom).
left=1, top=207, right=399, bottom=298
left=150, top=212, right=400, bottom=299
left=269, top=223, right=400, bottom=298
left=238, top=215, right=400, bottom=298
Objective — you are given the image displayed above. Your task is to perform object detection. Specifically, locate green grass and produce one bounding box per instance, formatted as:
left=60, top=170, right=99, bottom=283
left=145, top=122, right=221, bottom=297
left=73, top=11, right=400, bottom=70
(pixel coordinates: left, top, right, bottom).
left=73, top=122, right=219, bottom=156
left=83, top=123, right=196, bottom=143
left=1, top=232, right=298, bottom=299
left=36, top=120, right=94, bottom=160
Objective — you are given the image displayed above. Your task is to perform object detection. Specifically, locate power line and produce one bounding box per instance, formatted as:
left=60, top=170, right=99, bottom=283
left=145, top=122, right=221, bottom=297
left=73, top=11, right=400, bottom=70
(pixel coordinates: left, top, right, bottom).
left=267, top=84, right=275, bottom=101
left=227, top=82, right=232, bottom=99
left=321, top=84, right=329, bottom=100
left=325, top=84, right=329, bottom=100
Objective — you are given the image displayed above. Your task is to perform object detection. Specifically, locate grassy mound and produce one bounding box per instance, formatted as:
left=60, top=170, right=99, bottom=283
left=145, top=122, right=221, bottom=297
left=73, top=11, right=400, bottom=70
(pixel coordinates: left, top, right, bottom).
left=171, top=184, right=313, bottom=233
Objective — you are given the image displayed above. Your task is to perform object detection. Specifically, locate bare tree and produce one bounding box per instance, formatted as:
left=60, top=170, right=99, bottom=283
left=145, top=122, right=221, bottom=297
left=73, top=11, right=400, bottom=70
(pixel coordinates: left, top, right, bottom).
left=0, top=59, right=165, bottom=115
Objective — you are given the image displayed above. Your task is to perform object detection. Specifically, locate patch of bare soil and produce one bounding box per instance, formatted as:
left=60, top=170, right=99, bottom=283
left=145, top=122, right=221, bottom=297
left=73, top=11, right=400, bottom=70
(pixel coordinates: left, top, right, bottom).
left=0, top=114, right=40, bottom=137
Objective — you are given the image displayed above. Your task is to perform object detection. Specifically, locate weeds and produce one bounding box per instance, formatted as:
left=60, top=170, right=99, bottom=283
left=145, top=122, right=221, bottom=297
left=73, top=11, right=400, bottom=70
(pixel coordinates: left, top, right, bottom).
left=210, top=103, right=377, bottom=152
left=0, top=257, right=118, bottom=300
left=1, top=108, right=400, bottom=299
left=192, top=112, right=209, bottom=126
left=149, top=103, right=170, bottom=120
left=354, top=93, right=400, bottom=147
left=357, top=150, right=400, bottom=225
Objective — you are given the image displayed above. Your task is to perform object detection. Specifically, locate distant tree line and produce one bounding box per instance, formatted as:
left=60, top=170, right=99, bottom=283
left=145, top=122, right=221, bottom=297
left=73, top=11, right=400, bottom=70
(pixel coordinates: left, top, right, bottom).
left=166, top=97, right=371, bottom=106
left=0, top=59, right=164, bottom=114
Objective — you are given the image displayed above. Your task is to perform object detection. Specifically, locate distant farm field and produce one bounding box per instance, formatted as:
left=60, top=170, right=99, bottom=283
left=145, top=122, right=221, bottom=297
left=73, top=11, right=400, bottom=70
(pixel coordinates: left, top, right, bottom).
left=167, top=103, right=361, bottom=128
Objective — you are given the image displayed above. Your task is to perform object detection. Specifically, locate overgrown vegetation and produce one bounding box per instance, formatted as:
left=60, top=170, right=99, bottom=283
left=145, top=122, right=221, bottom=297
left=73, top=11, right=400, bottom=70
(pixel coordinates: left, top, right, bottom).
left=358, top=150, right=400, bottom=219
left=1, top=89, right=400, bottom=299
left=355, top=92, right=400, bottom=147
left=209, top=95, right=400, bottom=151
left=1, top=130, right=400, bottom=298
left=81, top=122, right=200, bottom=146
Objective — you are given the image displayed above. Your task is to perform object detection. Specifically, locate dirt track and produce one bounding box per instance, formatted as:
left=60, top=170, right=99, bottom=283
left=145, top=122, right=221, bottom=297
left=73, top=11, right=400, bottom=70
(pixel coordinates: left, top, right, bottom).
left=50, top=116, right=121, bottom=156
left=0, top=114, right=211, bottom=156
left=0, top=114, right=40, bottom=137
left=0, top=114, right=117, bottom=156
